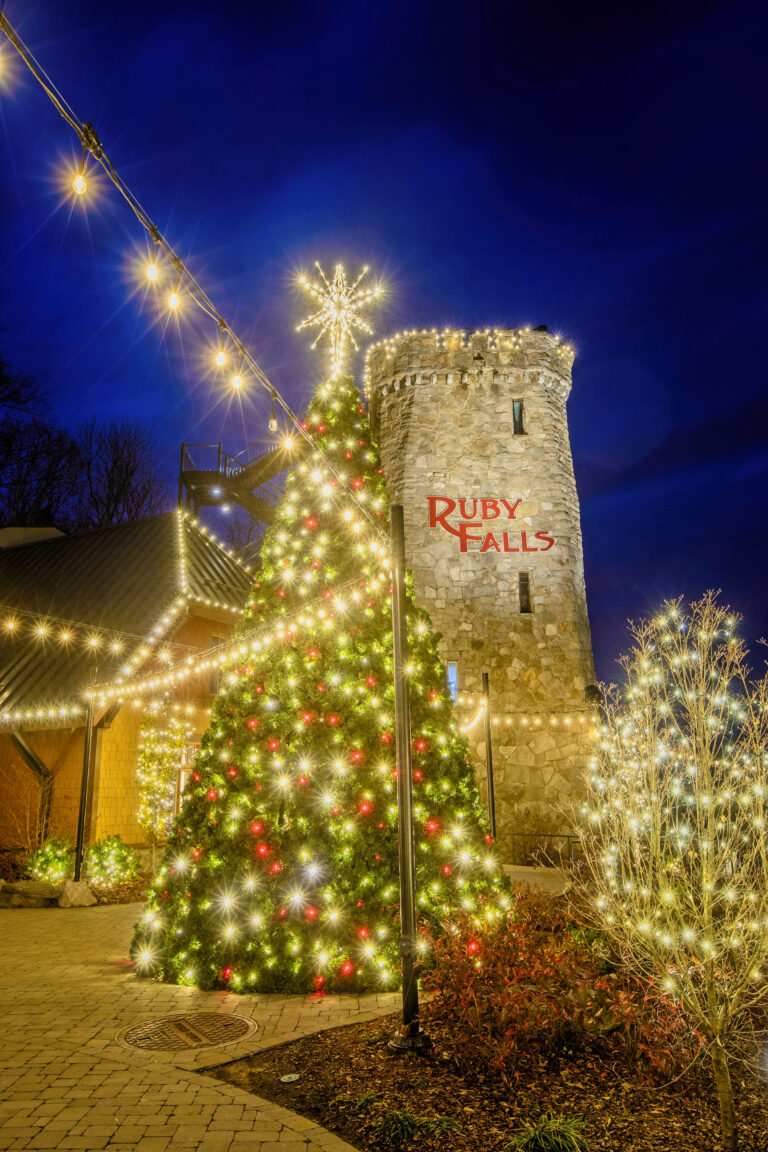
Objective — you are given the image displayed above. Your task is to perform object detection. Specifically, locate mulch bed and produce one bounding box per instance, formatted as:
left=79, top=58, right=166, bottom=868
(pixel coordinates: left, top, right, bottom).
left=90, top=877, right=148, bottom=905
left=208, top=1006, right=768, bottom=1151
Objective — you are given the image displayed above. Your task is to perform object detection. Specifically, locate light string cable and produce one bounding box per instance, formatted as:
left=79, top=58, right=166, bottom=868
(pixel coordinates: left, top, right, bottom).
left=0, top=14, right=388, bottom=543
left=89, top=567, right=392, bottom=703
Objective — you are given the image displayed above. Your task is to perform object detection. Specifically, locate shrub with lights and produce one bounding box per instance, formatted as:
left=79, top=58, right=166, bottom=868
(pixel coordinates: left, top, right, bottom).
left=132, top=373, right=506, bottom=991
left=27, top=835, right=74, bottom=883
left=86, top=835, right=140, bottom=888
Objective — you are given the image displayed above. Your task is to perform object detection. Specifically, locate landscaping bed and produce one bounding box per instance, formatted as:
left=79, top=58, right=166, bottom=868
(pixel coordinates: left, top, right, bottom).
left=209, top=1007, right=768, bottom=1151
left=91, top=876, right=148, bottom=905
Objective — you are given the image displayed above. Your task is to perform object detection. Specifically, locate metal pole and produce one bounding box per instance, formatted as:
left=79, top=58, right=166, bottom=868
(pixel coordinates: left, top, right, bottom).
left=73, top=695, right=95, bottom=882
left=387, top=505, right=431, bottom=1055
left=482, top=672, right=497, bottom=839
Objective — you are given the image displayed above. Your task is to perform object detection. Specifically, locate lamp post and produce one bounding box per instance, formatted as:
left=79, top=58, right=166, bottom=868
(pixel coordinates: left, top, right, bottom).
left=387, top=505, right=432, bottom=1055
left=482, top=672, right=497, bottom=839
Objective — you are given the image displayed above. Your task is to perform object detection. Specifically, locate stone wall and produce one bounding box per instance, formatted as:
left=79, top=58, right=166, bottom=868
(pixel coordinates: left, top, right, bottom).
left=366, top=328, right=597, bottom=858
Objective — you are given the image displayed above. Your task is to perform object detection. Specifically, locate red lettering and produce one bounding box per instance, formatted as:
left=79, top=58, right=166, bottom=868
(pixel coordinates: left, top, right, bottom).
left=480, top=532, right=501, bottom=553
left=521, top=531, right=538, bottom=552
left=500, top=498, right=522, bottom=520
left=458, top=499, right=478, bottom=519
left=502, top=532, right=520, bottom=552
left=457, top=522, right=484, bottom=552
left=480, top=499, right=500, bottom=520
left=427, top=496, right=457, bottom=531
left=534, top=530, right=555, bottom=551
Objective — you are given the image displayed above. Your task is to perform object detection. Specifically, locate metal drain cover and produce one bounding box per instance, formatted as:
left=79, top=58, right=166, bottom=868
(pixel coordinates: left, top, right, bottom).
left=121, top=1012, right=254, bottom=1051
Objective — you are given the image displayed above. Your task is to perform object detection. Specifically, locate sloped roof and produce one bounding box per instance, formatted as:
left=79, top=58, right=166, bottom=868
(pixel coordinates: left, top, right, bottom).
left=0, top=511, right=251, bottom=720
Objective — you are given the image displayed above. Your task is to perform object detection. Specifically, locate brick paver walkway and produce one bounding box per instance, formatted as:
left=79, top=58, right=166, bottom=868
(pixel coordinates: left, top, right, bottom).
left=0, top=904, right=399, bottom=1152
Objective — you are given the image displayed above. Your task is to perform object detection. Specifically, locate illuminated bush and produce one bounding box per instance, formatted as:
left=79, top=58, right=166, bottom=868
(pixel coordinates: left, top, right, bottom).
left=87, top=835, right=140, bottom=887
left=27, top=836, right=74, bottom=883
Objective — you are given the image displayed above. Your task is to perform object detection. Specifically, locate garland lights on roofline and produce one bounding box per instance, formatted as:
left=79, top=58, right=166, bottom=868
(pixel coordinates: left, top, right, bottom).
left=0, top=14, right=387, bottom=543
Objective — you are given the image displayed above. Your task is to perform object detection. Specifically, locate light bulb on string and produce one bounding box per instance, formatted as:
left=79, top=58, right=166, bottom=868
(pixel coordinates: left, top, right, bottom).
left=269, top=389, right=278, bottom=432
left=232, top=374, right=243, bottom=390
left=72, top=171, right=87, bottom=196
left=146, top=262, right=159, bottom=282
left=215, top=349, right=227, bottom=367
left=168, top=284, right=180, bottom=311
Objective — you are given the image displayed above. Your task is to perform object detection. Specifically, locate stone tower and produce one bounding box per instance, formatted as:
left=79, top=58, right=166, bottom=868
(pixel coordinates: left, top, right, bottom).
left=365, top=327, right=597, bottom=859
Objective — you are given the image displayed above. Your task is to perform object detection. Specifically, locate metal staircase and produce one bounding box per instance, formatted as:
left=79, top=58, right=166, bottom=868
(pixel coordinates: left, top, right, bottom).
left=178, top=432, right=301, bottom=525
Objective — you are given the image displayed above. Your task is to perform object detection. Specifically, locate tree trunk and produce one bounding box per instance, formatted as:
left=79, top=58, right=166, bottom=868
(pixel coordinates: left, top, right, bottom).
left=710, top=1041, right=738, bottom=1151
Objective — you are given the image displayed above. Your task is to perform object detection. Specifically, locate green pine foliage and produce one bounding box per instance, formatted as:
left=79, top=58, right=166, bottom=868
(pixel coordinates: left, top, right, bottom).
left=27, top=835, right=74, bottom=883
left=132, top=375, right=506, bottom=992
left=86, top=835, right=140, bottom=887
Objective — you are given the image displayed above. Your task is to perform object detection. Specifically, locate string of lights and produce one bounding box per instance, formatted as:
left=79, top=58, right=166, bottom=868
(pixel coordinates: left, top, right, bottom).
left=89, top=566, right=390, bottom=705
left=0, top=13, right=388, bottom=543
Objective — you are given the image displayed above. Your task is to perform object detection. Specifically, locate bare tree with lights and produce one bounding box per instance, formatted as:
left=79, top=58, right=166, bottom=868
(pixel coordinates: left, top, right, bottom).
left=577, top=592, right=768, bottom=1150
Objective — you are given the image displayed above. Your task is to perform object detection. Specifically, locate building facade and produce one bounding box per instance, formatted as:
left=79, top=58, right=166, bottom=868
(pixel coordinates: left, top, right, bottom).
left=366, top=327, right=597, bottom=858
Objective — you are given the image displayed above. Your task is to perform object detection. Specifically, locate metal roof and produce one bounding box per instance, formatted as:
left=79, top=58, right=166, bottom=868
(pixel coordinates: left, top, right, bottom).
left=0, top=511, right=251, bottom=719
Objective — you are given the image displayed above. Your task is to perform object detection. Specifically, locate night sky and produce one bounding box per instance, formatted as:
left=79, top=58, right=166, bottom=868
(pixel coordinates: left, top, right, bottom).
left=0, top=0, right=766, bottom=682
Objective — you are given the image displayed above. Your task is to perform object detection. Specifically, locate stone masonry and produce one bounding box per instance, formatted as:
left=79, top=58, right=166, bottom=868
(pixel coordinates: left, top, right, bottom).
left=365, top=327, right=597, bottom=857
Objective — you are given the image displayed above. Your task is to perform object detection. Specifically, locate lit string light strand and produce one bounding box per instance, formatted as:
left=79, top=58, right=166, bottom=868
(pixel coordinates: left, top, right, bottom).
left=0, top=14, right=387, bottom=541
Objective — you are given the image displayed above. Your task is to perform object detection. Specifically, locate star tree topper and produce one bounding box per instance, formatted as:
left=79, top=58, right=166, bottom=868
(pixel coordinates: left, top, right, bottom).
left=297, top=263, right=382, bottom=377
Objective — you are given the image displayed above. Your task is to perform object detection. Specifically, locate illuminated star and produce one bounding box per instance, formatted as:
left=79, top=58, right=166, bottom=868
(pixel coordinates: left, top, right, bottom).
left=297, top=263, right=382, bottom=377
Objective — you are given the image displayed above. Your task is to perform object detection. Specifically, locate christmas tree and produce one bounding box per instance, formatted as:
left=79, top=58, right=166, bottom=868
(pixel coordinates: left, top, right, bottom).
left=133, top=373, right=505, bottom=991
left=133, top=376, right=505, bottom=992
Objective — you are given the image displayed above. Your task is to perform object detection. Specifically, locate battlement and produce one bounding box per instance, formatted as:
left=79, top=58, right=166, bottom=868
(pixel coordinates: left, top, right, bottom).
left=364, top=326, right=575, bottom=407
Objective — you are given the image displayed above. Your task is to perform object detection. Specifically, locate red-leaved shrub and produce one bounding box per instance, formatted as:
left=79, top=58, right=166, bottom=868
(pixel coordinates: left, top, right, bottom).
left=422, top=887, right=704, bottom=1088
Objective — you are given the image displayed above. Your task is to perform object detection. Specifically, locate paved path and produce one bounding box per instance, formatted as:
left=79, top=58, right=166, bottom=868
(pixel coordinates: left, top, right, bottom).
left=0, top=904, right=399, bottom=1152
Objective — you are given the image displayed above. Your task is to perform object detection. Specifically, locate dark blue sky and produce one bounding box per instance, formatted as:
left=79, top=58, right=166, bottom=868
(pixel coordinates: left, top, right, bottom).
left=0, top=0, right=766, bottom=680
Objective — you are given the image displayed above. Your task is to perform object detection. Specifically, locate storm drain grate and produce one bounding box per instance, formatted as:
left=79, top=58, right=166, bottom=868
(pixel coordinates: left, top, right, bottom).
left=121, top=1012, right=252, bottom=1051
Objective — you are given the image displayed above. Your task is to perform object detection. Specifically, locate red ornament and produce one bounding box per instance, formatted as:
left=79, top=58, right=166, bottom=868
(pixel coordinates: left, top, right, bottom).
left=331, top=806, right=342, bottom=816
left=380, top=732, right=392, bottom=743
left=269, top=739, right=280, bottom=751
left=351, top=749, right=363, bottom=763
left=345, top=451, right=353, bottom=459
left=206, top=788, right=218, bottom=802
left=306, top=906, right=318, bottom=919
left=358, top=799, right=373, bottom=815
left=485, top=833, right=494, bottom=845
left=365, top=676, right=376, bottom=687
left=312, top=559, right=321, bottom=569
left=247, top=718, right=259, bottom=730
left=317, top=683, right=326, bottom=692
left=193, top=772, right=201, bottom=782
left=251, top=822, right=263, bottom=834
left=302, top=711, right=314, bottom=723
left=306, top=517, right=318, bottom=529
left=377, top=821, right=386, bottom=829
left=318, top=424, right=326, bottom=433
left=341, top=961, right=354, bottom=977
left=358, top=926, right=369, bottom=939
left=222, top=966, right=233, bottom=980
left=467, top=940, right=480, bottom=956
left=257, top=843, right=270, bottom=857
left=328, top=715, right=338, bottom=726
left=192, top=848, right=201, bottom=859
left=426, top=819, right=440, bottom=834
left=228, top=768, right=238, bottom=778
left=279, top=907, right=287, bottom=918
left=255, top=685, right=264, bottom=694
left=278, top=589, right=286, bottom=597
left=442, top=864, right=452, bottom=875
left=314, top=975, right=325, bottom=990
left=415, top=739, right=428, bottom=752
left=270, top=861, right=282, bottom=874
left=413, top=770, right=423, bottom=782
left=298, top=775, right=308, bottom=787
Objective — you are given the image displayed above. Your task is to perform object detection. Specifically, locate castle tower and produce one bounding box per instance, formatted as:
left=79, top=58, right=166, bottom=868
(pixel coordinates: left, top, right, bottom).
left=365, top=327, right=597, bottom=858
